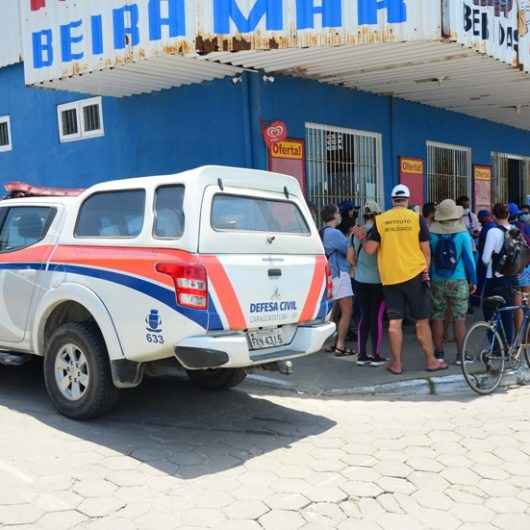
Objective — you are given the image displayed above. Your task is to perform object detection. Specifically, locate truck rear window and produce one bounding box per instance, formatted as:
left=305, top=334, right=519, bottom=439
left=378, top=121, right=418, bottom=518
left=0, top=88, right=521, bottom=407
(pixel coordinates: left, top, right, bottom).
left=154, top=185, right=185, bottom=238
left=75, top=190, right=145, bottom=238
left=211, top=194, right=310, bottom=234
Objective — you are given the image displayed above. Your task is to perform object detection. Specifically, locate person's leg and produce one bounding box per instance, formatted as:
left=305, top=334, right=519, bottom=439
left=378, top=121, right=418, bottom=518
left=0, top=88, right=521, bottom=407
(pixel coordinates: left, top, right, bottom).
left=387, top=319, right=404, bottom=373
left=370, top=284, right=384, bottom=353
left=416, top=319, right=438, bottom=368
left=431, top=281, right=448, bottom=359
left=514, top=290, right=523, bottom=333
left=382, top=284, right=406, bottom=374
left=431, top=320, right=445, bottom=354
left=483, top=278, right=494, bottom=322
left=356, top=284, right=371, bottom=364
left=366, top=284, right=379, bottom=356
left=446, top=280, right=470, bottom=363
left=501, top=277, right=515, bottom=346
left=336, top=296, right=353, bottom=352
left=453, top=319, right=466, bottom=357
left=407, top=274, right=443, bottom=369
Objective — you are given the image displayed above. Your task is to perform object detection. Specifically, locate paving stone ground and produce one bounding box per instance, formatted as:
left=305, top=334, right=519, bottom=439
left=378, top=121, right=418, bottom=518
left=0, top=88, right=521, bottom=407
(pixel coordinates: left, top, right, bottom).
left=1, top=363, right=530, bottom=529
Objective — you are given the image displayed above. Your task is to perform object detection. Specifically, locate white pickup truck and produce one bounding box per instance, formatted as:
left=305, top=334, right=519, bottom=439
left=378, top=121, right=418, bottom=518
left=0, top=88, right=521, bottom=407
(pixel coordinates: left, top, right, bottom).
left=0, top=166, right=334, bottom=419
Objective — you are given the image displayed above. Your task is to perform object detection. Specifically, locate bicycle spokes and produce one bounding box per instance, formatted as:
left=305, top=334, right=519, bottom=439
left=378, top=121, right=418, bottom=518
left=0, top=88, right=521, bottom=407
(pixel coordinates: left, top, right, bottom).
left=462, top=322, right=505, bottom=395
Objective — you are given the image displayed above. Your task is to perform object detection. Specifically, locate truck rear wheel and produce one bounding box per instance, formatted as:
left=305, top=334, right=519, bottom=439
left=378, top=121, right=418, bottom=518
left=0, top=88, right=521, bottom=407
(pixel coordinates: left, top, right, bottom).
left=187, top=368, right=247, bottom=390
left=44, top=323, right=119, bottom=420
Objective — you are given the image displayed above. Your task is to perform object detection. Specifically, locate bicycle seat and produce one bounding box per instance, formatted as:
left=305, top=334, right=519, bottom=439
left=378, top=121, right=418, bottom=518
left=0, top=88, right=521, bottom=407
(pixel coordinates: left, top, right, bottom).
left=484, top=295, right=506, bottom=310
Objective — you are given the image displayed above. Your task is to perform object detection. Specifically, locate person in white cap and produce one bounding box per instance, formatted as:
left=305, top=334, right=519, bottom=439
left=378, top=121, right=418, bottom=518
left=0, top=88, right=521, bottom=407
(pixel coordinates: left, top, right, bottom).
left=354, top=184, right=448, bottom=375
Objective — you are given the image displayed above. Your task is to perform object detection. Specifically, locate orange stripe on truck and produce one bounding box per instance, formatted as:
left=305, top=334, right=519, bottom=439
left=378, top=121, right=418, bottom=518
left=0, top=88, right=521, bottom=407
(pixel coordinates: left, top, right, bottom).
left=299, top=256, right=327, bottom=322
left=201, top=256, right=247, bottom=331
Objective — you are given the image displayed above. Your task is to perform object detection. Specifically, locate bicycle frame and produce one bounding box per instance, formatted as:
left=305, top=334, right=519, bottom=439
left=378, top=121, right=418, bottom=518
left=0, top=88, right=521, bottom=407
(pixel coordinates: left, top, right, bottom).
left=490, top=303, right=530, bottom=359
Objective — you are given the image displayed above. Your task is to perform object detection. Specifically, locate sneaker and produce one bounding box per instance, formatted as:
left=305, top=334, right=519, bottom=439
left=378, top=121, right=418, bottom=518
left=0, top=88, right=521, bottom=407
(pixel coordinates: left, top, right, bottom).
left=435, top=351, right=445, bottom=361
left=455, top=354, right=473, bottom=366
left=356, top=355, right=373, bottom=366
left=370, top=354, right=388, bottom=367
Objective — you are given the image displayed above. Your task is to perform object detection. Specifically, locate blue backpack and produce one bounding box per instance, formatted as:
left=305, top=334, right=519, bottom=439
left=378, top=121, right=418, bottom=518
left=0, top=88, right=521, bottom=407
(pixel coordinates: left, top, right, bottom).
left=434, top=234, right=458, bottom=277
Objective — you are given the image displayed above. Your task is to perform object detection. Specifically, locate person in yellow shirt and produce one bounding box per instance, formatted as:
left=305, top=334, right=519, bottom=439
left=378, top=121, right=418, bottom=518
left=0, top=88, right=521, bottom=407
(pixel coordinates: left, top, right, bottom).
left=354, top=185, right=448, bottom=375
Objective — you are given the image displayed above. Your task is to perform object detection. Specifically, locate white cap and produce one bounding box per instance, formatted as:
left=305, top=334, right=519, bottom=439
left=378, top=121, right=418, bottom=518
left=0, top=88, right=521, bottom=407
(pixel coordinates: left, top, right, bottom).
left=391, top=184, right=411, bottom=199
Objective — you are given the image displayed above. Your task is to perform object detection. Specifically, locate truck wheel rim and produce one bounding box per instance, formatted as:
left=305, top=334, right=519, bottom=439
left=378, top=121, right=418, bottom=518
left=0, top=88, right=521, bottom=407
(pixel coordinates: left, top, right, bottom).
left=54, top=343, right=90, bottom=401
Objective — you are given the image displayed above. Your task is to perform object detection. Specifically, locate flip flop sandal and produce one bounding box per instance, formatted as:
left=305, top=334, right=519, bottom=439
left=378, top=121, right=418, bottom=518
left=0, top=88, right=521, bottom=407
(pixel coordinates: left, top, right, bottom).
left=334, top=348, right=355, bottom=357
left=426, top=361, right=449, bottom=372
left=386, top=365, right=403, bottom=375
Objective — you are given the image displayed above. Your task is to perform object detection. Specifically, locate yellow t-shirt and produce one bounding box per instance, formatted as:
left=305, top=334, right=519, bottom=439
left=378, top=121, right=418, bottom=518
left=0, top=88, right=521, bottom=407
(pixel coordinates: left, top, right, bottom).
left=372, top=208, right=428, bottom=286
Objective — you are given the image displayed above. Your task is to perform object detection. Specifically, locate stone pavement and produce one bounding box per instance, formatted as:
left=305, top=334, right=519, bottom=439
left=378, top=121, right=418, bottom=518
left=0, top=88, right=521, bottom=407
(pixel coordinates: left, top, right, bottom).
left=248, top=320, right=474, bottom=396
left=2, top=362, right=530, bottom=529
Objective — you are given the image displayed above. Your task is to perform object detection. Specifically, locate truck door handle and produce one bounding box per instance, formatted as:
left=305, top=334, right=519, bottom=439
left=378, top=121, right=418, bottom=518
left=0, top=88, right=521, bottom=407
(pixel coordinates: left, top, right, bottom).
left=268, top=269, right=282, bottom=278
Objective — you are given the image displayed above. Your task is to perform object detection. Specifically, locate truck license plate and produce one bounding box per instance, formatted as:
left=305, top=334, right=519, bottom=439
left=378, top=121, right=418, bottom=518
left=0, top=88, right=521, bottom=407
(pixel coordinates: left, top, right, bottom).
left=248, top=328, right=285, bottom=350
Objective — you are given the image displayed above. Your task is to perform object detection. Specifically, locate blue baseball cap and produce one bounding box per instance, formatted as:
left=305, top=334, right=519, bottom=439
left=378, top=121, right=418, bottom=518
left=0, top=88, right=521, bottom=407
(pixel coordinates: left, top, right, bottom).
left=339, top=200, right=354, bottom=213
left=478, top=209, right=491, bottom=220
left=508, top=202, right=522, bottom=217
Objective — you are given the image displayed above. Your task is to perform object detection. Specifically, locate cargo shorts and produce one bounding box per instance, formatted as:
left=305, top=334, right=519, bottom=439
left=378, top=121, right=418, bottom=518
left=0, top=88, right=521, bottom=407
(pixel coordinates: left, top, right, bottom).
left=431, top=280, right=469, bottom=321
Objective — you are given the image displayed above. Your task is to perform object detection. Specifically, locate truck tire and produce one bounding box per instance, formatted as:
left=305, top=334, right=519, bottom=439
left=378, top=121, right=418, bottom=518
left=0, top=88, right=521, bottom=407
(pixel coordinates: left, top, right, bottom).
left=44, top=323, right=119, bottom=420
left=187, top=368, right=247, bottom=390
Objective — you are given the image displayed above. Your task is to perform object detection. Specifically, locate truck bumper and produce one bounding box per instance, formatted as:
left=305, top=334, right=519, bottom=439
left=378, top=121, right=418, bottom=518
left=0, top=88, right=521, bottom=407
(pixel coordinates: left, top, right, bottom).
left=174, top=322, right=336, bottom=370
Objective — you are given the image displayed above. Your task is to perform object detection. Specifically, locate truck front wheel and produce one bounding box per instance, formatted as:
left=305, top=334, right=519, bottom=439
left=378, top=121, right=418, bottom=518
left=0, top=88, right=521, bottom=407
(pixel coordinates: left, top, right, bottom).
left=44, top=323, right=119, bottom=420
left=187, top=368, right=247, bottom=390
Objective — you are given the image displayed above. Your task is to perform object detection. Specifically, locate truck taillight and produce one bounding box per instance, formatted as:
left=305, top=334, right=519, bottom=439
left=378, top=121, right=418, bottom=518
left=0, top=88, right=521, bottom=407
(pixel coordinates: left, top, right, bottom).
left=156, top=263, right=208, bottom=310
left=325, top=262, right=333, bottom=299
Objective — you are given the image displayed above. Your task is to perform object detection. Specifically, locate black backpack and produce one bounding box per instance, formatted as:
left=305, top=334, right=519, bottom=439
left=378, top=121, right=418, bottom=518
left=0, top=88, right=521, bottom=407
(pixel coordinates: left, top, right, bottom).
left=319, top=226, right=336, bottom=259
left=434, top=234, right=458, bottom=278
left=493, top=225, right=530, bottom=276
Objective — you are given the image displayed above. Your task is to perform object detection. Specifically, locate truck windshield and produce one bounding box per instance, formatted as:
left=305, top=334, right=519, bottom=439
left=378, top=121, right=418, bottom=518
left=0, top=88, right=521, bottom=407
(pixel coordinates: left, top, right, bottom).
left=211, top=194, right=310, bottom=234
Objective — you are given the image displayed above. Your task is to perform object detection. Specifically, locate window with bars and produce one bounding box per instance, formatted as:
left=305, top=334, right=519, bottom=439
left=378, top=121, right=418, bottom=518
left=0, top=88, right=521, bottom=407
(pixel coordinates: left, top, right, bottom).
left=57, top=97, right=104, bottom=143
left=0, top=116, right=12, bottom=152
left=427, top=142, right=471, bottom=204
left=305, top=123, right=383, bottom=221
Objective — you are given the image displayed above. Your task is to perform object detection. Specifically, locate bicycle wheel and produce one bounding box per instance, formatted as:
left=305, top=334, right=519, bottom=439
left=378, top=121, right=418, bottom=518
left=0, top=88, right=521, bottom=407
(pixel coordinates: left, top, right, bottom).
left=462, top=322, right=505, bottom=395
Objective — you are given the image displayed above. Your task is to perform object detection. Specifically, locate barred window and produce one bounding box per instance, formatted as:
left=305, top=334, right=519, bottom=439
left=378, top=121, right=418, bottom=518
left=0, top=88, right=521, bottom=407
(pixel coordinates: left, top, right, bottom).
left=0, top=116, right=12, bottom=152
left=305, top=123, right=383, bottom=222
left=427, top=142, right=471, bottom=204
left=57, top=97, right=104, bottom=143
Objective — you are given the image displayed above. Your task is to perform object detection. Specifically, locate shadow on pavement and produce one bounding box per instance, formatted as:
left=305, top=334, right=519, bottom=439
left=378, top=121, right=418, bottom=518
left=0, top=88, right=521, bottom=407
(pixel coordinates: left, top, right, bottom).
left=0, top=361, right=336, bottom=480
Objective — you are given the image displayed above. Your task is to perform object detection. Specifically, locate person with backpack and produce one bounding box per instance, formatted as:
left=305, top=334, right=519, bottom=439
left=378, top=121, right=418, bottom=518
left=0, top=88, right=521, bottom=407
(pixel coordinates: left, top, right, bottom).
left=429, top=200, right=477, bottom=365
left=320, top=204, right=354, bottom=357
left=352, top=200, right=387, bottom=367
left=482, top=203, right=529, bottom=344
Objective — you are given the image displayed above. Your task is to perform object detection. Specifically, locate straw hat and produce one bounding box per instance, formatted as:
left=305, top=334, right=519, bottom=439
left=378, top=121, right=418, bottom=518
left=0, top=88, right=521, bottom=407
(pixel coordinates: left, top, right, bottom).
left=430, top=199, right=466, bottom=235
left=364, top=200, right=382, bottom=215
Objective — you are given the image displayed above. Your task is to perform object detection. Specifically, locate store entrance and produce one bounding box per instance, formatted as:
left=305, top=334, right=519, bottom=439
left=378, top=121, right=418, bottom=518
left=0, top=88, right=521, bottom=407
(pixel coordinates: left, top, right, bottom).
left=493, top=153, right=530, bottom=206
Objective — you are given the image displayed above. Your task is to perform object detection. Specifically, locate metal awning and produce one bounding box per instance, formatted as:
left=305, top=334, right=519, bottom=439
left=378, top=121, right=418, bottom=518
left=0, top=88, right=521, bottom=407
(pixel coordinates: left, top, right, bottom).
left=39, top=54, right=242, bottom=97
left=37, top=39, right=530, bottom=131
left=208, top=40, right=530, bottom=131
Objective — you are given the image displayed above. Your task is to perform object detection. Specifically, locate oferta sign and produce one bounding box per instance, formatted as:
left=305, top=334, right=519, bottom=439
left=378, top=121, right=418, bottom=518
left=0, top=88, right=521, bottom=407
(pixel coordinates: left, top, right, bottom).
left=21, top=0, right=438, bottom=85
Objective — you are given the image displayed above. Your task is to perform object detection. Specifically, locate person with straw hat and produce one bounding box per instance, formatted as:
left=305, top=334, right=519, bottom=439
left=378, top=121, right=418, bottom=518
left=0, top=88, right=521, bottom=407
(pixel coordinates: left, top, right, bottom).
left=429, top=199, right=477, bottom=365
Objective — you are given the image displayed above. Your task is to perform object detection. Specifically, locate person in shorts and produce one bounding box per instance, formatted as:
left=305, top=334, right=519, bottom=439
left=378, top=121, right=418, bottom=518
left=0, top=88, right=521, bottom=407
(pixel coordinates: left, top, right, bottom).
left=429, top=199, right=477, bottom=365
left=354, top=185, right=448, bottom=375
left=321, top=204, right=354, bottom=356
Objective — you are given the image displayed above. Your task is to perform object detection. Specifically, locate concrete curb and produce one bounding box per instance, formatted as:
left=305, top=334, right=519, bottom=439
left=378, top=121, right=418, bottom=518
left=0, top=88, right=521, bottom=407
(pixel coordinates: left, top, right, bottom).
left=246, top=369, right=530, bottom=398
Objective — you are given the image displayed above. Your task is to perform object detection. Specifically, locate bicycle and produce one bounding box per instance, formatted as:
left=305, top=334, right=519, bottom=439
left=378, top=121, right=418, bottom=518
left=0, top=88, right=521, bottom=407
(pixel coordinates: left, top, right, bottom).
left=462, top=293, right=530, bottom=395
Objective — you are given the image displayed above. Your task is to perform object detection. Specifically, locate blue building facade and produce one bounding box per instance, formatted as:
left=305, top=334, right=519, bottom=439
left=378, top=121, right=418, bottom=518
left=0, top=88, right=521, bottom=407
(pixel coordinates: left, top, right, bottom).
left=1, top=60, right=530, bottom=208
